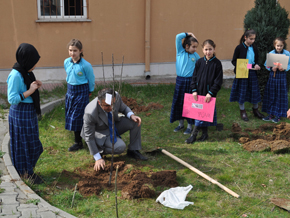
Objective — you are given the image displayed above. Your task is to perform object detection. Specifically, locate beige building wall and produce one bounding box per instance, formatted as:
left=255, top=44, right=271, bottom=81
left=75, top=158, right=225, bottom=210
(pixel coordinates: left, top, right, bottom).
left=1, top=0, right=290, bottom=81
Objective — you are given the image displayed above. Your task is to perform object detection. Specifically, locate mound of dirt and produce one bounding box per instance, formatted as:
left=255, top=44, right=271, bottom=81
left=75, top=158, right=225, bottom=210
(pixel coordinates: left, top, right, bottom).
left=273, top=122, right=290, bottom=138
left=242, top=139, right=270, bottom=152
left=232, top=123, right=242, bottom=132
left=59, top=161, right=178, bottom=199
left=239, top=137, right=250, bottom=144
left=270, top=140, right=290, bottom=152
left=236, top=122, right=290, bottom=152
left=121, top=97, right=164, bottom=113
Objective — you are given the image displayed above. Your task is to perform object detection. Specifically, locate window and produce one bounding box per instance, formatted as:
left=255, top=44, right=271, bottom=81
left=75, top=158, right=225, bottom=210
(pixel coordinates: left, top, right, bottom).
left=37, top=0, right=88, bottom=21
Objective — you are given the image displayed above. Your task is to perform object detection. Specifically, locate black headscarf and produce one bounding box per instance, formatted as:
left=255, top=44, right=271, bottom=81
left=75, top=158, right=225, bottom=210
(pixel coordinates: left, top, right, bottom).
left=12, top=43, right=41, bottom=115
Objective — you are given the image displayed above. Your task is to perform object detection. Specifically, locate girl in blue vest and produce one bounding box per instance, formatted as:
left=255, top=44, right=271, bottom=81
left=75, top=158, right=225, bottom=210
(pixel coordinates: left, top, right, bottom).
left=170, top=32, right=200, bottom=135
left=64, top=39, right=95, bottom=152
left=262, top=37, right=290, bottom=123
left=229, top=29, right=264, bottom=121
left=7, top=43, right=43, bottom=184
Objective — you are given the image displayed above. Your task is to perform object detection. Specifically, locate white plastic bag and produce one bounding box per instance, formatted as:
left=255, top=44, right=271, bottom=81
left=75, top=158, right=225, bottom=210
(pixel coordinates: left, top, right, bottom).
left=156, top=185, right=194, bottom=209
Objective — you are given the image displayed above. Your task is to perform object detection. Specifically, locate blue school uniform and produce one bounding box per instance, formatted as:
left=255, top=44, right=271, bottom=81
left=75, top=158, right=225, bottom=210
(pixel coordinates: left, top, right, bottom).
left=262, top=49, right=290, bottom=118
left=7, top=70, right=43, bottom=175
left=170, top=33, right=200, bottom=124
left=64, top=57, right=95, bottom=131
left=229, top=43, right=262, bottom=104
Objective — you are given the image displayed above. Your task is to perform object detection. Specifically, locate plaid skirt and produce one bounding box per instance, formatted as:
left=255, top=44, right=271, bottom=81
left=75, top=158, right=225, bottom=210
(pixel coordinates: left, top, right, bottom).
left=170, top=76, right=194, bottom=125
left=229, top=70, right=261, bottom=104
left=195, top=108, right=217, bottom=127
left=262, top=71, right=288, bottom=117
left=65, top=83, right=89, bottom=131
left=9, top=103, right=43, bottom=175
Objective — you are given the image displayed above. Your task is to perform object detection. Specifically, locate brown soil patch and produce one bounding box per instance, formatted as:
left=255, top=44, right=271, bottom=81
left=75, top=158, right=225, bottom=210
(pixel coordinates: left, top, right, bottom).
left=57, top=161, right=178, bottom=199
left=235, top=122, right=290, bottom=152
left=121, top=97, right=164, bottom=113
left=242, top=139, right=270, bottom=152
left=232, top=123, right=242, bottom=132
left=270, top=140, right=290, bottom=152
left=239, top=137, right=250, bottom=144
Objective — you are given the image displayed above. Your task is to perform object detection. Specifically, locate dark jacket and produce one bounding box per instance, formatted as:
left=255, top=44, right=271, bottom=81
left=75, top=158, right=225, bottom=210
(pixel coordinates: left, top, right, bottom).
left=232, top=42, right=259, bottom=74
left=190, top=56, right=223, bottom=97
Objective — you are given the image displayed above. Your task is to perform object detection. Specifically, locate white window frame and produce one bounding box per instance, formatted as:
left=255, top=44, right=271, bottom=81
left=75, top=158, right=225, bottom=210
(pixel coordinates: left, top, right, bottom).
left=37, top=0, right=89, bottom=22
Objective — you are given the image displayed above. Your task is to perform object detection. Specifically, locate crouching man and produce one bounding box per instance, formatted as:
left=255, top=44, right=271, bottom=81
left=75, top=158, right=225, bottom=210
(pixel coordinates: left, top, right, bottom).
left=81, top=88, right=148, bottom=172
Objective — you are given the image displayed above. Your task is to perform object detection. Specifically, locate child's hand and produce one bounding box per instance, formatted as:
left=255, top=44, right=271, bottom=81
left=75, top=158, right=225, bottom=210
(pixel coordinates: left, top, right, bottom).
left=278, top=66, right=284, bottom=71
left=29, top=82, right=39, bottom=92
left=205, top=93, right=212, bottom=103
left=35, top=80, right=42, bottom=88
left=287, top=109, right=290, bottom=119
left=272, top=65, right=278, bottom=71
left=188, top=32, right=197, bottom=40
left=192, top=92, right=198, bottom=101
left=254, top=64, right=261, bottom=70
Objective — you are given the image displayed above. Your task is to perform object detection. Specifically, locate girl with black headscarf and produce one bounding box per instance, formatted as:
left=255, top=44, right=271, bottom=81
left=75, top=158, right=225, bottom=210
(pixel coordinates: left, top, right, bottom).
left=7, top=43, right=43, bottom=184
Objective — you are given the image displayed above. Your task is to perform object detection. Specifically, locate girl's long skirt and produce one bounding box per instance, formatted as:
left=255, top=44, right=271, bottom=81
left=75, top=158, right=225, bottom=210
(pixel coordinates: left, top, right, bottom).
left=65, top=83, right=89, bottom=131
left=9, top=103, right=43, bottom=175
left=195, top=108, right=217, bottom=127
left=262, top=71, right=288, bottom=117
left=170, top=76, right=194, bottom=125
left=229, top=70, right=261, bottom=104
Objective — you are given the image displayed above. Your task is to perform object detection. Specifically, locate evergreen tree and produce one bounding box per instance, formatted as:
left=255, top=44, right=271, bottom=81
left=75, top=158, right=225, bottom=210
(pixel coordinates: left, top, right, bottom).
left=244, top=0, right=290, bottom=97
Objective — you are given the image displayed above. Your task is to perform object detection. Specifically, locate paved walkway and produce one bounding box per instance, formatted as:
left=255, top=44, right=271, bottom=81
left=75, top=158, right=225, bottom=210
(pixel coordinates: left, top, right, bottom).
left=0, top=100, right=76, bottom=217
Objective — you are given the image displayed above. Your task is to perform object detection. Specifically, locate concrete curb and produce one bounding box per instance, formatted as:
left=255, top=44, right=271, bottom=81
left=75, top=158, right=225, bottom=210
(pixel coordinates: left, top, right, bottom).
left=2, top=98, right=77, bottom=218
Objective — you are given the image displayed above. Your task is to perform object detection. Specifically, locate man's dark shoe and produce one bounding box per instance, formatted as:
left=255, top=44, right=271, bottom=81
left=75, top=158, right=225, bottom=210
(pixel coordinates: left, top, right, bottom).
left=196, top=133, right=208, bottom=142
left=68, top=142, right=83, bottom=152
left=127, top=149, right=148, bottom=161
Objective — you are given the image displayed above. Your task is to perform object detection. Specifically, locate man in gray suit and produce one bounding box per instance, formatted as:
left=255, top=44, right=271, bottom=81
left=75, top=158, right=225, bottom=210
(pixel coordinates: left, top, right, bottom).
left=81, top=88, right=147, bottom=171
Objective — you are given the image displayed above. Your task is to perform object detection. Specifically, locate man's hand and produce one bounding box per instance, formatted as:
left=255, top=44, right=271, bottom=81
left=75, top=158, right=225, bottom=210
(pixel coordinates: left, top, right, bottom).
left=205, top=93, right=212, bottom=103
left=94, top=159, right=105, bottom=172
left=130, top=114, right=141, bottom=127
left=192, top=92, right=198, bottom=101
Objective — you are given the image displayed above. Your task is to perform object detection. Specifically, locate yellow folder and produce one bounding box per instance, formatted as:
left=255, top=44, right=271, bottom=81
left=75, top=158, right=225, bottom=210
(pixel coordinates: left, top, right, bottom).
left=236, top=59, right=249, bottom=78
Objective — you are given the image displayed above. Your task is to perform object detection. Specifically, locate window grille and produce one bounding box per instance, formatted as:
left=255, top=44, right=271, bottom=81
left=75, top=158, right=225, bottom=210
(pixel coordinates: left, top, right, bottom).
left=38, top=0, right=88, bottom=21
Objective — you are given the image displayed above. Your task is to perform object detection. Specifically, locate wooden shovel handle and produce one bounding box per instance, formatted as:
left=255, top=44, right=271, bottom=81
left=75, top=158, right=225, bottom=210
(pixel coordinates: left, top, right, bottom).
left=161, top=149, right=240, bottom=198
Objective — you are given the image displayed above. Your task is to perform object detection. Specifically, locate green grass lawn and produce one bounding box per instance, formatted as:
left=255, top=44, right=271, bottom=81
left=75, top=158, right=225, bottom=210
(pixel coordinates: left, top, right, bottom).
left=33, top=83, right=290, bottom=218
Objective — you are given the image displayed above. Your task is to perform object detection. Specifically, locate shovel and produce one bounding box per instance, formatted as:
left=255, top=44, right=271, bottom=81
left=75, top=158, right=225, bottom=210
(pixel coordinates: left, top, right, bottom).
left=146, top=148, right=240, bottom=198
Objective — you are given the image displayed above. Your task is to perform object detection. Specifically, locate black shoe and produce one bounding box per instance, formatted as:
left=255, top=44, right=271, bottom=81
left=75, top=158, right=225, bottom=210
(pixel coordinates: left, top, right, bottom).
left=127, top=149, right=148, bottom=161
left=240, top=109, right=249, bottom=121
left=197, top=133, right=208, bottom=142
left=185, top=134, right=197, bottom=144
left=68, top=142, right=83, bottom=152
left=29, top=173, right=43, bottom=184
left=252, top=108, right=265, bottom=119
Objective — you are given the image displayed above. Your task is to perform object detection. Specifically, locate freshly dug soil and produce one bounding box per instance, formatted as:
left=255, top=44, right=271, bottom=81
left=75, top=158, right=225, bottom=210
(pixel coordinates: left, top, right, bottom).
left=270, top=140, right=290, bottom=152
left=121, top=97, right=164, bottom=114
left=242, top=139, right=270, bottom=152
left=58, top=161, right=178, bottom=199
left=235, top=122, right=290, bottom=152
